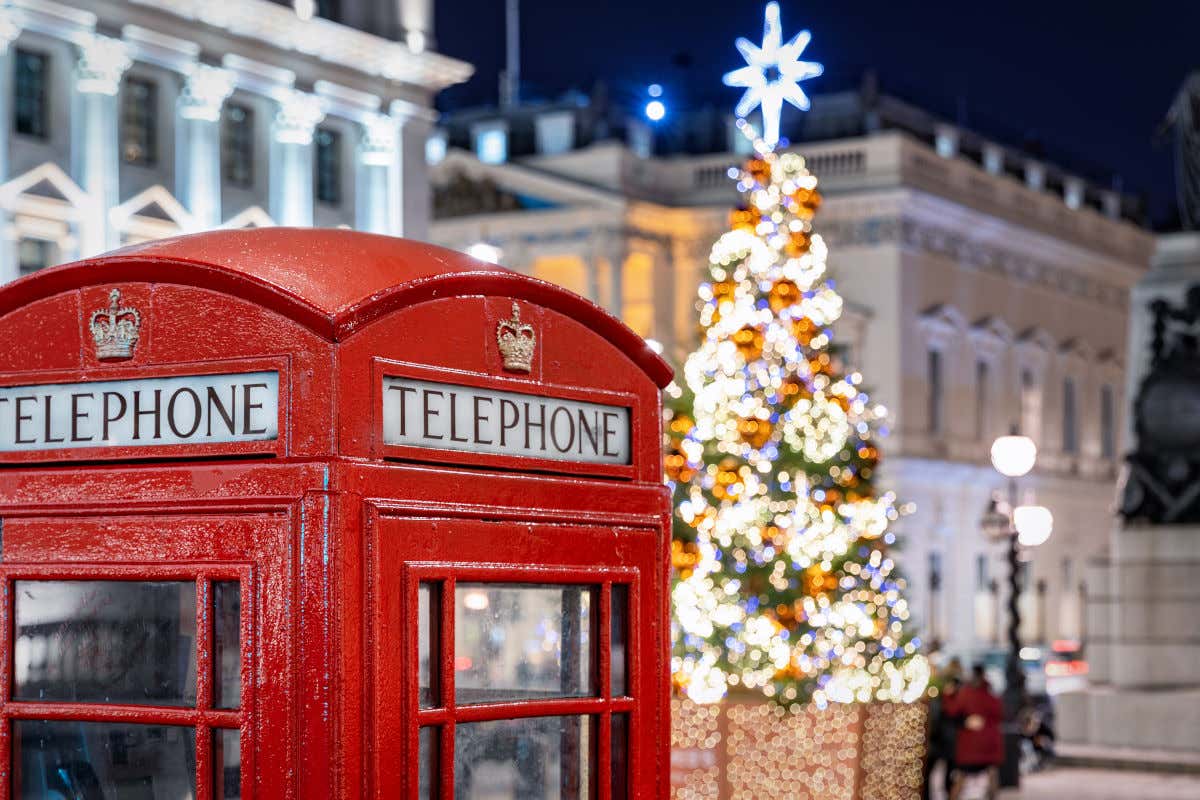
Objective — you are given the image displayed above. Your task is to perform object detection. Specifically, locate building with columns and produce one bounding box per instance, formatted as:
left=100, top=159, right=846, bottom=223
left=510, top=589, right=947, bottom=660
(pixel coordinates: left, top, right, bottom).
left=428, top=89, right=1157, bottom=664
left=0, top=0, right=470, bottom=281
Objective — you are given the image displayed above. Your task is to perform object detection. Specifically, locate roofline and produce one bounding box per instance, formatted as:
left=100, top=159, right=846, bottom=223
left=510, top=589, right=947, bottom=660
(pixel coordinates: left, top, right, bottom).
left=0, top=254, right=674, bottom=389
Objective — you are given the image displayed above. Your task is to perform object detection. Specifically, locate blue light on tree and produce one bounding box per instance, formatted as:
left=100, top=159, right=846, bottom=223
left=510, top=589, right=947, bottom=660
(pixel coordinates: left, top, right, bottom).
left=723, top=1, right=823, bottom=149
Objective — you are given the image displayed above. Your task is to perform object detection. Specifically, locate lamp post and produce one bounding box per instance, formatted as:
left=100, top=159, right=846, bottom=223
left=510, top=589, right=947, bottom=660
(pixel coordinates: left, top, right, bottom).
left=981, top=432, right=1053, bottom=788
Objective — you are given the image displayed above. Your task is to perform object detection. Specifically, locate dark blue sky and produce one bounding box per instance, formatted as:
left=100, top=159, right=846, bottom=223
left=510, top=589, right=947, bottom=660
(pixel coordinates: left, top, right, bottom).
left=434, top=0, right=1200, bottom=228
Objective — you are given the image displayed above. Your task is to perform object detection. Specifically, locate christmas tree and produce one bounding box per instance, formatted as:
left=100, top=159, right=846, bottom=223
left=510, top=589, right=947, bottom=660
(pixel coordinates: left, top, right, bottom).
left=666, top=6, right=928, bottom=709
left=666, top=131, right=929, bottom=709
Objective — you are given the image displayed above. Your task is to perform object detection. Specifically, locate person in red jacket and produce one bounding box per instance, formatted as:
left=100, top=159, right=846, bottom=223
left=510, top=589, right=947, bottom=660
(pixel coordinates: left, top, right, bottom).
left=942, top=664, right=1004, bottom=800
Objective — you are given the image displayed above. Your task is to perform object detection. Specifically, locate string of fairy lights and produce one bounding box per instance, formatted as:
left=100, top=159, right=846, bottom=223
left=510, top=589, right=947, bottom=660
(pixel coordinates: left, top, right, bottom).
left=665, top=119, right=929, bottom=709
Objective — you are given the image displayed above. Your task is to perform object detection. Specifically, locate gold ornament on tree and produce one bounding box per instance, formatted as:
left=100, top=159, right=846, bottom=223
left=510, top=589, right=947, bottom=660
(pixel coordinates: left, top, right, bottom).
left=733, top=325, right=765, bottom=360
left=738, top=417, right=773, bottom=449
left=769, top=278, right=801, bottom=312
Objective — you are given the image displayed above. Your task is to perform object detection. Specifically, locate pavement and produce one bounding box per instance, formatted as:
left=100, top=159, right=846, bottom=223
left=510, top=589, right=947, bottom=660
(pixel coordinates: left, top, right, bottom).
left=995, top=767, right=1200, bottom=799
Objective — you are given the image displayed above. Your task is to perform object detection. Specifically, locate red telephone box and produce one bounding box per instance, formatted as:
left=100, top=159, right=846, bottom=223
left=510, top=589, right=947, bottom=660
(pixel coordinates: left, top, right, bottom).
left=0, top=229, right=673, bottom=800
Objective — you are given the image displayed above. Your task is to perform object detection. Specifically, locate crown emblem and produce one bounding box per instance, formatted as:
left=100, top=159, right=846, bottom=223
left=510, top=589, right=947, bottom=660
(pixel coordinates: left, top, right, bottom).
left=89, top=289, right=141, bottom=360
left=497, top=302, right=536, bottom=372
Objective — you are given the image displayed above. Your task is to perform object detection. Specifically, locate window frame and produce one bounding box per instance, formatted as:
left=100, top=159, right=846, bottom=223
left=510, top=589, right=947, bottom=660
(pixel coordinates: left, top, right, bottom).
left=121, top=75, right=159, bottom=166
left=1099, top=383, right=1116, bottom=459
left=314, top=126, right=342, bottom=206
left=16, top=237, right=55, bottom=276
left=927, top=348, right=943, bottom=434
left=222, top=103, right=256, bottom=189
left=1062, top=376, right=1078, bottom=454
left=402, top=562, right=639, bottom=799
left=0, top=561, right=254, bottom=800
left=13, top=48, right=49, bottom=140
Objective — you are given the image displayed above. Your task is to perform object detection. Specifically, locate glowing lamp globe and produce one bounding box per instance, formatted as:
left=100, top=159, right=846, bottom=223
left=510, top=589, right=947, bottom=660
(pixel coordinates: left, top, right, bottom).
left=1014, top=505, right=1053, bottom=548
left=990, top=434, right=1037, bottom=478
left=466, top=242, right=503, bottom=264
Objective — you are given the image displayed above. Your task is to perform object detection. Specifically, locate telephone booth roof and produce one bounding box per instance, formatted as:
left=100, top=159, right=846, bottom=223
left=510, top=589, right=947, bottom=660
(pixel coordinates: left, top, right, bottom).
left=0, top=227, right=671, bottom=388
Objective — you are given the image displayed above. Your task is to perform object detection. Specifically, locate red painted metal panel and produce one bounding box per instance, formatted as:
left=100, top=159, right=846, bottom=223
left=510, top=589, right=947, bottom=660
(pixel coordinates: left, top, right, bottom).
left=0, top=230, right=671, bottom=799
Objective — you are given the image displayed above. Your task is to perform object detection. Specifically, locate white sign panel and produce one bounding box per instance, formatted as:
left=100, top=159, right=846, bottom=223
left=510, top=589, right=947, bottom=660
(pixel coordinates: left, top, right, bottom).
left=382, top=376, right=630, bottom=465
left=0, top=371, right=279, bottom=452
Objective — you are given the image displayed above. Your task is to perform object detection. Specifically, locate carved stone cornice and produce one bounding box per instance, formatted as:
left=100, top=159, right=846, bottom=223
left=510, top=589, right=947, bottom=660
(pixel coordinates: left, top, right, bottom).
left=359, top=113, right=398, bottom=167
left=816, top=214, right=1129, bottom=310
left=272, top=89, right=325, bottom=146
left=75, top=34, right=132, bottom=97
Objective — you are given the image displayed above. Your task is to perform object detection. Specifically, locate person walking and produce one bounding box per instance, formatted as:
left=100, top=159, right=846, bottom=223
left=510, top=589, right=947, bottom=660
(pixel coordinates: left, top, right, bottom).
left=923, top=656, right=963, bottom=800
left=943, top=664, right=1004, bottom=800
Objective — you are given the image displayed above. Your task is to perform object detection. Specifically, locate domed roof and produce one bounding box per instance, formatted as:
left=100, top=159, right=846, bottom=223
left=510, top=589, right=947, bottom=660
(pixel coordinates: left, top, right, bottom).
left=0, top=228, right=672, bottom=387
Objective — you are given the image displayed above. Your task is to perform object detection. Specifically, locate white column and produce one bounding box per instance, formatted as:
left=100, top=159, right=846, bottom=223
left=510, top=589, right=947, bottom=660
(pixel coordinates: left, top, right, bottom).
left=176, top=65, right=235, bottom=230
left=355, top=113, right=398, bottom=234
left=269, top=90, right=325, bottom=227
left=390, top=100, right=436, bottom=241
left=0, top=11, right=22, bottom=283
left=70, top=34, right=131, bottom=255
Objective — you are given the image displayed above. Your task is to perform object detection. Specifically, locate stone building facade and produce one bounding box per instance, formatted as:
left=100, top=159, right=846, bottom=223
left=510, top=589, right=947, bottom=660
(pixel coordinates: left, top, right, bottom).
left=0, top=0, right=470, bottom=281
left=429, top=93, right=1156, bottom=662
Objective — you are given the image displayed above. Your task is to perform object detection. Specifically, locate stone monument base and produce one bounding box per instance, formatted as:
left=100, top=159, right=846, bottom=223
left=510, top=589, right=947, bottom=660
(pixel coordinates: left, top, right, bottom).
left=1058, top=687, right=1200, bottom=752
left=1058, top=523, right=1200, bottom=755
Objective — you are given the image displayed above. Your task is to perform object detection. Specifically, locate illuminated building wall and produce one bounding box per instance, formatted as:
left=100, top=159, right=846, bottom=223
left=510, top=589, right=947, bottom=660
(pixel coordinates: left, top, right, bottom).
left=430, top=106, right=1155, bottom=663
left=1, top=0, right=471, bottom=280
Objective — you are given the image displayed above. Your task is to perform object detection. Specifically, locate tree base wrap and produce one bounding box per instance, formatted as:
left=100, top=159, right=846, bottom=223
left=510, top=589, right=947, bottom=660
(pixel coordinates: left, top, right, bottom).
left=671, top=696, right=928, bottom=800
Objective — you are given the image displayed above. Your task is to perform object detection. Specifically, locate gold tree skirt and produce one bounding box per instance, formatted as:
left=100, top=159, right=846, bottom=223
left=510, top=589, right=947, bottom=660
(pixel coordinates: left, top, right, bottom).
left=671, top=696, right=928, bottom=800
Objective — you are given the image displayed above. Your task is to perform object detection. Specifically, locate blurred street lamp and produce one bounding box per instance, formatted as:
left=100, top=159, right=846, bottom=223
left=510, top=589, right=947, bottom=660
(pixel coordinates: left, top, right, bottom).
left=981, top=430, right=1052, bottom=789
left=465, top=242, right=503, bottom=264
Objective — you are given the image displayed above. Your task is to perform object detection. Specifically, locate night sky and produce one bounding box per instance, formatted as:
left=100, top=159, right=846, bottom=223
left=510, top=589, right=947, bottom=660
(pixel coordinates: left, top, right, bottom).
left=434, top=0, right=1200, bottom=229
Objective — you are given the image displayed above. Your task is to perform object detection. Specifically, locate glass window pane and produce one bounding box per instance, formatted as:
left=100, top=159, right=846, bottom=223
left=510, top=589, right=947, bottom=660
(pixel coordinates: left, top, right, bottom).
left=454, top=716, right=590, bottom=800
left=214, top=582, right=241, bottom=709
left=419, top=582, right=439, bottom=708
left=455, top=584, right=593, bottom=704
left=611, top=714, right=629, bottom=800
left=418, top=726, right=438, bottom=799
left=14, top=719, right=196, bottom=799
left=15, top=580, right=196, bottom=705
left=215, top=728, right=240, bottom=800
left=611, top=584, right=628, bottom=696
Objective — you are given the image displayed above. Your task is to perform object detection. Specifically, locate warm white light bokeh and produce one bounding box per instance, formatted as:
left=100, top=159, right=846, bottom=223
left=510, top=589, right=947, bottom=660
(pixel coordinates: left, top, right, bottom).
left=990, top=434, right=1037, bottom=478
left=1014, top=504, right=1053, bottom=547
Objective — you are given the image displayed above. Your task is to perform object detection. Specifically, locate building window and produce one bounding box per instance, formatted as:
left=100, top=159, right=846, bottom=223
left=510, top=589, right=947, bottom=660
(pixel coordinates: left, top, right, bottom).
left=1062, top=377, right=1077, bottom=454
left=474, top=125, right=508, bottom=165
left=315, top=0, right=340, bottom=19
left=535, top=111, right=575, bottom=156
left=121, top=77, right=158, bottom=165
left=1100, top=384, right=1116, bottom=459
left=975, top=359, right=989, bottom=441
left=1020, top=368, right=1040, bottom=439
left=975, top=554, right=989, bottom=592
left=928, top=349, right=943, bottom=434
left=222, top=104, right=255, bottom=188
left=14, top=49, right=49, bottom=139
left=17, top=238, right=55, bottom=275
left=426, top=130, right=447, bottom=165
left=314, top=127, right=342, bottom=206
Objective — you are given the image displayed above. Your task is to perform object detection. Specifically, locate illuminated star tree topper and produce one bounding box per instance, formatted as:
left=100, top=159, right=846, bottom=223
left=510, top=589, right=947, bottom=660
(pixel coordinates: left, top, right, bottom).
left=723, top=2, right=824, bottom=149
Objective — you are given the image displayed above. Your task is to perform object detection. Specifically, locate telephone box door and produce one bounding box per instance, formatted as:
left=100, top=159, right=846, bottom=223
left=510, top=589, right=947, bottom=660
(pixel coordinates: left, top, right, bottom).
left=0, top=505, right=300, bottom=800
left=373, top=516, right=664, bottom=799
